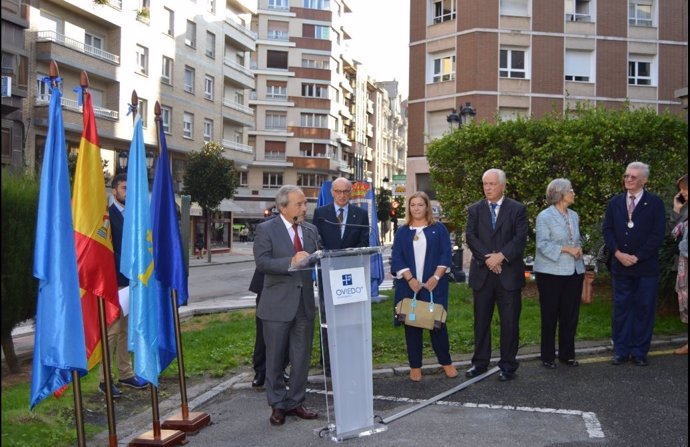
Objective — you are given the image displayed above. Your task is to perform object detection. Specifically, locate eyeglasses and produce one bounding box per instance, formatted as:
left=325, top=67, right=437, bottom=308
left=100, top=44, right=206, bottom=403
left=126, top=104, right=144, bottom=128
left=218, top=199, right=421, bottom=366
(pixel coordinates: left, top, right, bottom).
left=333, top=189, right=351, bottom=195
left=623, top=174, right=638, bottom=181
left=568, top=189, right=575, bottom=194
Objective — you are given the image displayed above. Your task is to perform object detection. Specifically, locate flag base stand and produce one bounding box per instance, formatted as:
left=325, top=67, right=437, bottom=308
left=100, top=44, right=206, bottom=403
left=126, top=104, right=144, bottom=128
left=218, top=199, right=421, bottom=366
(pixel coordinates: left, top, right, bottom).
left=161, top=411, right=211, bottom=434
left=128, top=428, right=187, bottom=446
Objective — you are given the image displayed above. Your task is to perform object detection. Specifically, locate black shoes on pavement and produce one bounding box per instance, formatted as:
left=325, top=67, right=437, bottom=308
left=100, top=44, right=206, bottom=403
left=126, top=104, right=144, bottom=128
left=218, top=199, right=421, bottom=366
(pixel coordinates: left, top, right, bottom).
left=464, top=366, right=488, bottom=378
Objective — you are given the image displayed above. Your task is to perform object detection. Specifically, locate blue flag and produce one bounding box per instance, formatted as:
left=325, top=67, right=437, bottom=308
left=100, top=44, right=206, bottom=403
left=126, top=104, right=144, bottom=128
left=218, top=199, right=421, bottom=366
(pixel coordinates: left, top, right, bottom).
left=317, top=181, right=333, bottom=207
left=150, top=123, right=186, bottom=371
left=121, top=116, right=161, bottom=386
left=30, top=83, right=88, bottom=410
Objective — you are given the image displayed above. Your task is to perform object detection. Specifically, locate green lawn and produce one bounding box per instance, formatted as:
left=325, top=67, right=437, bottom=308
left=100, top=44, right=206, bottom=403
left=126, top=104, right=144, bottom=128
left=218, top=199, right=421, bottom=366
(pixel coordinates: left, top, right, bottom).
left=2, top=281, right=686, bottom=446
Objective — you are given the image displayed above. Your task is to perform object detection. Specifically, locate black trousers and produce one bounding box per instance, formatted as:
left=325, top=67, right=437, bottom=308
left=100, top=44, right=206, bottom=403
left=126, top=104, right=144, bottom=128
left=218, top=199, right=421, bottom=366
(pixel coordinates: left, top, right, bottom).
left=536, top=272, right=584, bottom=362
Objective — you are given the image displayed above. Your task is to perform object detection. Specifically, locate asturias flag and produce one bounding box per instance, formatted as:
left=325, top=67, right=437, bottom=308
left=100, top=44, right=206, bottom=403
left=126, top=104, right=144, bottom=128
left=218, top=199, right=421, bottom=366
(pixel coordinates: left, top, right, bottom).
left=30, top=81, right=88, bottom=410
left=150, top=120, right=187, bottom=371
left=72, top=89, right=120, bottom=370
left=121, top=115, right=160, bottom=386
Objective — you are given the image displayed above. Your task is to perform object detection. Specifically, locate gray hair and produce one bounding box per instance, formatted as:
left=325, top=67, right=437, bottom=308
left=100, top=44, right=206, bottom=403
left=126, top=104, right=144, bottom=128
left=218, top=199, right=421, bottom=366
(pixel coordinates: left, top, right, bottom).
left=275, top=185, right=302, bottom=210
left=482, top=168, right=506, bottom=185
left=545, top=178, right=572, bottom=205
left=626, top=161, right=650, bottom=179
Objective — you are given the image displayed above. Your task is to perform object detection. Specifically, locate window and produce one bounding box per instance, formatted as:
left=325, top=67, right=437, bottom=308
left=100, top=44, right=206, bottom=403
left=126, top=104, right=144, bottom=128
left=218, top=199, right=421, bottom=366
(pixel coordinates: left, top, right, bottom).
left=297, top=173, right=327, bottom=187
left=266, top=50, right=288, bottom=69
left=268, top=0, right=289, bottom=9
left=299, top=142, right=327, bottom=157
left=164, top=7, right=174, bottom=36
left=432, top=0, right=456, bottom=23
left=629, top=1, right=653, bottom=27
left=302, top=54, right=330, bottom=69
left=565, top=50, right=593, bottom=82
left=135, top=44, right=148, bottom=75
left=85, top=33, right=103, bottom=52
left=161, top=105, right=172, bottom=134
left=207, top=0, right=215, bottom=13
left=238, top=171, right=248, bottom=186
left=265, top=141, right=286, bottom=159
left=263, top=172, right=283, bottom=189
left=203, top=118, right=213, bottom=141
left=266, top=111, right=287, bottom=129
left=184, top=66, right=195, bottom=93
left=628, top=57, right=653, bottom=85
left=431, top=53, right=455, bottom=83
left=303, top=0, right=330, bottom=9
left=185, top=20, right=196, bottom=47
left=300, top=113, right=328, bottom=128
left=36, top=73, right=49, bottom=100
left=161, top=56, right=173, bottom=84
left=303, top=24, right=330, bottom=39
left=267, top=21, right=289, bottom=40
left=500, top=48, right=527, bottom=78
left=500, top=0, right=529, bottom=16
left=206, top=32, right=216, bottom=58
left=565, top=0, right=593, bottom=22
left=204, top=75, right=214, bottom=100
left=301, top=83, right=328, bottom=98
left=497, top=107, right=528, bottom=122
left=183, top=112, right=194, bottom=138
left=138, top=98, right=148, bottom=127
left=267, top=80, right=287, bottom=99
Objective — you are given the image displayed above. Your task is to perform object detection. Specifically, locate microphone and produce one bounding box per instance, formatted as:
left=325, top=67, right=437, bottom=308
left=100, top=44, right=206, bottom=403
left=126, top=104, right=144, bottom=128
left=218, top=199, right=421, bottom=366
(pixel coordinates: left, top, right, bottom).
left=322, top=218, right=372, bottom=230
left=293, top=215, right=322, bottom=251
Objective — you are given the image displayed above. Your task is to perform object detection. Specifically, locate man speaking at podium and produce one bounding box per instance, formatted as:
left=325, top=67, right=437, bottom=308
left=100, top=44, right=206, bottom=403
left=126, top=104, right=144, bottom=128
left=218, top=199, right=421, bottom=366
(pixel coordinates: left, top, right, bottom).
left=254, top=185, right=320, bottom=426
left=313, top=177, right=370, bottom=375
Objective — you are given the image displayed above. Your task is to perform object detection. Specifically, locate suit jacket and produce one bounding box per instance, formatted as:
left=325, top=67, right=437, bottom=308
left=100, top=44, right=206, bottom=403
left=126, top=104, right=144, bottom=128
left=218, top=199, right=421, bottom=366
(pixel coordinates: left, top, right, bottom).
left=603, top=190, right=665, bottom=277
left=466, top=197, right=528, bottom=291
left=109, top=202, right=129, bottom=287
left=533, top=205, right=585, bottom=276
left=248, top=214, right=279, bottom=295
left=312, top=203, right=369, bottom=250
left=253, top=216, right=319, bottom=322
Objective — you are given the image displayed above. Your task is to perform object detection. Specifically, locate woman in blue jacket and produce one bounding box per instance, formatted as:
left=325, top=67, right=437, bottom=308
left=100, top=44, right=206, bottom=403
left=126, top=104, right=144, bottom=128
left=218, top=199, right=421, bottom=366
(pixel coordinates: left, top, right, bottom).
left=391, top=192, right=456, bottom=381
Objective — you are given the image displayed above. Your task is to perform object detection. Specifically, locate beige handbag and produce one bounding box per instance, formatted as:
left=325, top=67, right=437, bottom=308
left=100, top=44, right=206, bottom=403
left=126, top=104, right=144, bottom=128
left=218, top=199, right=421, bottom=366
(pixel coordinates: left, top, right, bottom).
left=395, top=292, right=447, bottom=330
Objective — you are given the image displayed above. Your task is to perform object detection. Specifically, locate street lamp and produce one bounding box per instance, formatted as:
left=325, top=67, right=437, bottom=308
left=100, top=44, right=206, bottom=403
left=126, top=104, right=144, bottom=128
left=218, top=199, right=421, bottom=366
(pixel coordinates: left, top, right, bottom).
left=117, top=150, right=128, bottom=173
left=446, top=102, right=477, bottom=130
left=382, top=176, right=390, bottom=190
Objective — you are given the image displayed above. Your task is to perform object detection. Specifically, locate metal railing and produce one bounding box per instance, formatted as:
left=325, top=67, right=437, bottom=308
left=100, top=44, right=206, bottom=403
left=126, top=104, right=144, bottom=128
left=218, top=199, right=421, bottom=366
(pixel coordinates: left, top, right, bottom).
left=222, top=139, right=253, bottom=153
left=35, top=30, right=120, bottom=64
left=223, top=58, right=254, bottom=78
left=222, top=97, right=254, bottom=114
left=36, top=94, right=119, bottom=120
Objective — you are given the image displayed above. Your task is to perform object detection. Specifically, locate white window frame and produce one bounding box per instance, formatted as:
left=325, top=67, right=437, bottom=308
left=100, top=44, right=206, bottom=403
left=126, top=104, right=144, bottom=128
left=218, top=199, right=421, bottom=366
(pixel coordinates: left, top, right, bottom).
left=314, top=25, right=330, bottom=40
left=628, top=56, right=654, bottom=86
left=266, top=83, right=287, bottom=100
left=268, top=0, right=289, bottom=10
left=500, top=47, right=528, bottom=79
left=302, top=55, right=330, bottom=69
left=263, top=172, right=283, bottom=189
left=430, top=53, right=455, bottom=83
left=185, top=20, right=196, bottom=47
left=303, top=0, right=330, bottom=10
left=183, top=112, right=194, bottom=139
left=300, top=113, right=328, bottom=128
left=135, top=44, right=148, bottom=75
left=500, top=0, right=529, bottom=17
left=628, top=0, right=654, bottom=27
left=164, top=7, right=174, bottom=36
left=161, top=56, right=173, bottom=84
left=207, top=0, right=215, bottom=14
left=297, top=173, right=326, bottom=187
left=301, top=83, right=328, bottom=98
left=565, top=50, right=594, bottom=82
left=138, top=98, right=148, bottom=128
left=238, top=171, right=248, bottom=187
left=161, top=105, right=172, bottom=134
left=497, top=107, right=528, bottom=122
left=204, top=75, right=214, bottom=100
left=184, top=66, right=195, bottom=93
left=206, top=31, right=216, bottom=58
left=266, top=111, right=287, bottom=129
left=85, top=33, right=103, bottom=51
left=203, top=118, right=213, bottom=141
left=431, top=0, right=456, bottom=24
left=565, top=0, right=594, bottom=22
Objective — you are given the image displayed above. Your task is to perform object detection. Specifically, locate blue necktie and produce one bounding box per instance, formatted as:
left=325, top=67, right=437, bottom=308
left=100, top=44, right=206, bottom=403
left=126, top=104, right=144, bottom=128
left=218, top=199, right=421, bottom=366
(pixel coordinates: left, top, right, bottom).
left=490, top=203, right=498, bottom=229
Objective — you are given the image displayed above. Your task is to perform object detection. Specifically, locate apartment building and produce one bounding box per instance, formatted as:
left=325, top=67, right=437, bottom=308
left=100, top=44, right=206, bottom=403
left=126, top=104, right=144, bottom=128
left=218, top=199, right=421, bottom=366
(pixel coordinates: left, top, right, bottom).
left=408, top=0, right=688, bottom=197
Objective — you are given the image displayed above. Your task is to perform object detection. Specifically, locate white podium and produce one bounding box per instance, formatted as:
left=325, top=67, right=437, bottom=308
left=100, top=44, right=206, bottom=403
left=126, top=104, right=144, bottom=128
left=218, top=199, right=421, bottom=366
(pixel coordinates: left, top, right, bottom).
left=294, top=246, right=387, bottom=441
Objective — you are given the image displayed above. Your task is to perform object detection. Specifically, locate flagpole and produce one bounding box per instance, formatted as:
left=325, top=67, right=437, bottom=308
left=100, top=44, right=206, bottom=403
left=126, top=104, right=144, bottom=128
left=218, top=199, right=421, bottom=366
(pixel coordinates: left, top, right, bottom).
left=152, top=101, right=211, bottom=434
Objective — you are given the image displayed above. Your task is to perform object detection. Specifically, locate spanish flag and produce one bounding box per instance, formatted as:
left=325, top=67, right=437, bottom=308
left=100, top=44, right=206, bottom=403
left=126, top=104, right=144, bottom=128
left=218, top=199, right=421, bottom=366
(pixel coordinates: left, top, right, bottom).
left=72, top=90, right=120, bottom=370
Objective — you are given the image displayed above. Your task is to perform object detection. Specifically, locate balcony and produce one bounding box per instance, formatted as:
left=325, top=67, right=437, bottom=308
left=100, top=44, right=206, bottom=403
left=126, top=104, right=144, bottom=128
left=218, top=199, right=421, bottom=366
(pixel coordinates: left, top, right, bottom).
left=287, top=156, right=340, bottom=172
left=222, top=100, right=254, bottom=127
left=225, top=14, right=257, bottom=51
left=35, top=31, right=120, bottom=65
left=222, top=139, right=253, bottom=154
left=35, top=94, right=119, bottom=120
left=223, top=97, right=254, bottom=115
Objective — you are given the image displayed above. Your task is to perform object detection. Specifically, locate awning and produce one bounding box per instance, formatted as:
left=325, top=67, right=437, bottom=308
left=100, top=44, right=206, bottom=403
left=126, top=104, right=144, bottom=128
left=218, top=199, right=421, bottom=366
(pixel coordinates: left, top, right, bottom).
left=218, top=199, right=244, bottom=213
left=174, top=196, right=203, bottom=216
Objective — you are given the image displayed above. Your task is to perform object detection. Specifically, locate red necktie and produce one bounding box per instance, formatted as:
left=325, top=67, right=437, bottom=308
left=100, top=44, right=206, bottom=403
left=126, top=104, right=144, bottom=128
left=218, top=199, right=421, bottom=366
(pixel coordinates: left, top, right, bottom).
left=292, top=223, right=303, bottom=252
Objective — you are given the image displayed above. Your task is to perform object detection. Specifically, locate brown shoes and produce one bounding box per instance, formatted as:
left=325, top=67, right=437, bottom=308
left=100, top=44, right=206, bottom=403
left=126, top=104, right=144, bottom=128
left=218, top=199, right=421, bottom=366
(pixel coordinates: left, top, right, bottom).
left=286, top=405, right=318, bottom=420
left=409, top=368, right=422, bottom=382
left=269, top=408, right=286, bottom=426
left=674, top=344, right=688, bottom=355
left=442, top=364, right=459, bottom=378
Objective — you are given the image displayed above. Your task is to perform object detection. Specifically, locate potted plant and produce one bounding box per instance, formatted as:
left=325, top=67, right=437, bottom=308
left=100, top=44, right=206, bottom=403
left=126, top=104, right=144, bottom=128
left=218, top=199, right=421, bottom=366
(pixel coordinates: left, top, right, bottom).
left=136, top=6, right=150, bottom=21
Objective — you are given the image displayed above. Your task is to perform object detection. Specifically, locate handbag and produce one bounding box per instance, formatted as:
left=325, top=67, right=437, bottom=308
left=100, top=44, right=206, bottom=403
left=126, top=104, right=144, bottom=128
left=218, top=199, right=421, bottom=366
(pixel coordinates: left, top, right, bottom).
left=395, top=291, right=447, bottom=330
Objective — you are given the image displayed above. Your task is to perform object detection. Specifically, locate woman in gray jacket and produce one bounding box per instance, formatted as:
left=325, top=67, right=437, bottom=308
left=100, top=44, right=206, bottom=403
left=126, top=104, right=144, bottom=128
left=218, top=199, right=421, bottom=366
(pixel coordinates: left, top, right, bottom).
left=534, top=179, right=585, bottom=369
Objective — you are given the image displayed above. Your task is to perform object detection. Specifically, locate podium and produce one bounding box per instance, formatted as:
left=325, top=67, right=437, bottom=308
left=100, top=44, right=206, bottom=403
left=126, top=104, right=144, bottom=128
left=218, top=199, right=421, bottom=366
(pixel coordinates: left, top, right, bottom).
left=293, top=246, right=388, bottom=441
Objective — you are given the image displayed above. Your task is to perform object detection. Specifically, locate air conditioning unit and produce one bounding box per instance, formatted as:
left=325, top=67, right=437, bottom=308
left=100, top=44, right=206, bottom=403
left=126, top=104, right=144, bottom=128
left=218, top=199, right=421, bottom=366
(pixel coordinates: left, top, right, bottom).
left=1, top=76, right=12, bottom=98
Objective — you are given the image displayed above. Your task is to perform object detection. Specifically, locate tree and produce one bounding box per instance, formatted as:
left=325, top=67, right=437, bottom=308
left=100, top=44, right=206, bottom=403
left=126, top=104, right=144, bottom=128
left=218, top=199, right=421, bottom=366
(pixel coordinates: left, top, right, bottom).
left=1, top=170, right=39, bottom=373
left=427, top=104, right=687, bottom=304
left=182, top=142, right=239, bottom=262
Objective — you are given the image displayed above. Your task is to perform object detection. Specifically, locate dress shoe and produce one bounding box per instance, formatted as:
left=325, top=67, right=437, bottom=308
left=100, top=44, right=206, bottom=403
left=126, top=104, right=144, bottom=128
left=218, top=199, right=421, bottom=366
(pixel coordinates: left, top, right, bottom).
left=465, top=366, right=488, bottom=378
left=98, top=382, right=122, bottom=398
left=611, top=355, right=629, bottom=366
left=269, top=408, right=286, bottom=426
left=498, top=371, right=515, bottom=382
left=674, top=344, right=688, bottom=355
left=632, top=356, right=648, bottom=366
left=409, top=368, right=422, bottom=382
left=442, top=364, right=459, bottom=378
left=560, top=359, right=579, bottom=367
left=286, top=405, right=318, bottom=420
left=118, top=375, right=148, bottom=389
left=252, top=372, right=265, bottom=388
left=542, top=360, right=557, bottom=369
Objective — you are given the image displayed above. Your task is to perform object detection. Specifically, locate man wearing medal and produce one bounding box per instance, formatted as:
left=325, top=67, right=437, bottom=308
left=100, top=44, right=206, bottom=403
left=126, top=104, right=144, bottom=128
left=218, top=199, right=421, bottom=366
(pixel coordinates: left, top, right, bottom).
left=603, top=162, right=666, bottom=367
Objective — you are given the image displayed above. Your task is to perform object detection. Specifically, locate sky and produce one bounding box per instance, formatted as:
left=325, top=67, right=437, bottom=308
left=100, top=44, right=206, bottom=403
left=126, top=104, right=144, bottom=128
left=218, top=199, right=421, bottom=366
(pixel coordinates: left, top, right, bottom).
left=344, top=0, right=411, bottom=99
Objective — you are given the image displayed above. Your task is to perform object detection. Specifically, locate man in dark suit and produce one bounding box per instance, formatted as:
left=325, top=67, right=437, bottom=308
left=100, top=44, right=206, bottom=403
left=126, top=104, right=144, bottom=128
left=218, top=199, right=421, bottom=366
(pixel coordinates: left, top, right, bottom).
left=99, top=174, right=147, bottom=397
left=603, top=162, right=665, bottom=366
left=465, top=168, right=528, bottom=382
left=312, top=177, right=370, bottom=374
left=254, top=185, right=319, bottom=426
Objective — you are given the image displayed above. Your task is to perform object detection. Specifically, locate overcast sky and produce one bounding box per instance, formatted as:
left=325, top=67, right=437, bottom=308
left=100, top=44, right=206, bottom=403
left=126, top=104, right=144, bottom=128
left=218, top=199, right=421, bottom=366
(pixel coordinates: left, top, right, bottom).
left=344, top=0, right=411, bottom=99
